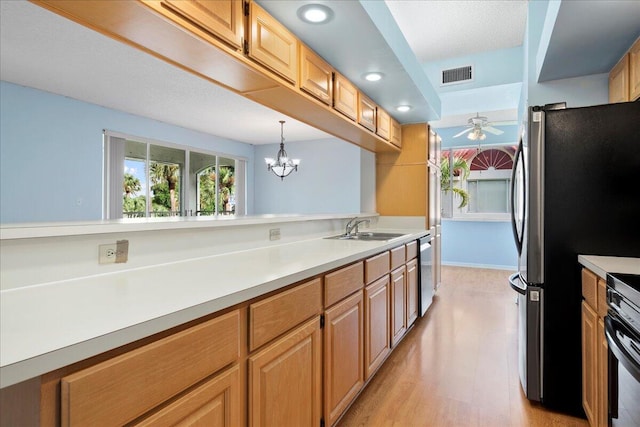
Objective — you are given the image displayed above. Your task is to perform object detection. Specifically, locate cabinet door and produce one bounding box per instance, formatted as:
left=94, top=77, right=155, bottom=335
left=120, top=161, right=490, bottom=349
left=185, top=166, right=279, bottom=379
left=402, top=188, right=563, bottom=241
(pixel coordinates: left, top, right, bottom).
left=299, top=44, right=333, bottom=105
left=249, top=317, right=322, bottom=427
left=162, top=0, right=243, bottom=49
left=364, top=275, right=391, bottom=379
left=597, top=318, right=608, bottom=427
left=581, top=301, right=597, bottom=426
left=376, top=108, right=390, bottom=140
left=324, top=291, right=364, bottom=426
left=390, top=118, right=402, bottom=148
left=406, top=259, right=419, bottom=328
left=629, top=38, right=640, bottom=101
left=358, top=93, right=376, bottom=132
left=133, top=365, right=240, bottom=427
left=334, top=73, right=357, bottom=121
left=609, top=54, right=629, bottom=103
left=249, top=2, right=298, bottom=84
left=390, top=266, right=407, bottom=347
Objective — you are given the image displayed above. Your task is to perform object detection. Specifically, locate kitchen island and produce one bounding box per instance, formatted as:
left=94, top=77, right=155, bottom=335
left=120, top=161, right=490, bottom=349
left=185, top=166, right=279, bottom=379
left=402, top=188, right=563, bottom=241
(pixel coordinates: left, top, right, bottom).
left=1, top=214, right=428, bottom=426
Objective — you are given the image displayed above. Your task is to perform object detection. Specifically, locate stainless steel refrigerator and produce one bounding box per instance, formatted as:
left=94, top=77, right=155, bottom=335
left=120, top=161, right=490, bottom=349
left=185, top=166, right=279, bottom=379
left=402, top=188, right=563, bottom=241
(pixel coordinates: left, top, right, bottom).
left=509, top=101, right=640, bottom=415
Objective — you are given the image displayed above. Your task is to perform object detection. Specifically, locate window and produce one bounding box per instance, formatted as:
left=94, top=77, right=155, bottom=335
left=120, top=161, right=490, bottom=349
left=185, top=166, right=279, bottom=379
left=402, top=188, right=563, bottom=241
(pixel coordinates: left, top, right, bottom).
left=104, top=132, right=246, bottom=219
left=441, top=146, right=515, bottom=220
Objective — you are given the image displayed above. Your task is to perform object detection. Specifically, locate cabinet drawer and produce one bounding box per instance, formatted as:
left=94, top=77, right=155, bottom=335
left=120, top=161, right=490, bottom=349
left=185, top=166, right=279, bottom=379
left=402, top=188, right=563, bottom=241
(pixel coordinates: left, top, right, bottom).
left=133, top=364, right=240, bottom=426
left=597, top=278, right=608, bottom=319
left=365, top=251, right=390, bottom=284
left=61, top=310, right=240, bottom=427
left=325, top=262, right=364, bottom=307
left=406, top=241, right=417, bottom=261
left=250, top=278, right=322, bottom=351
left=390, top=245, right=406, bottom=271
left=582, top=268, right=598, bottom=309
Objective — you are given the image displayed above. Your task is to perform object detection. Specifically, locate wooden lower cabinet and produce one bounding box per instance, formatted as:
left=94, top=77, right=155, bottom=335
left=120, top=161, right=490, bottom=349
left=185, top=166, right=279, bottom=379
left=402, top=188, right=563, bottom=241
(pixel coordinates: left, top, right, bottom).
left=324, top=291, right=364, bottom=426
left=391, top=266, right=407, bottom=347
left=133, top=365, right=240, bottom=426
left=406, top=258, right=418, bottom=328
left=581, top=268, right=609, bottom=427
left=249, top=316, right=322, bottom=427
left=364, top=275, right=391, bottom=379
left=582, top=300, right=598, bottom=426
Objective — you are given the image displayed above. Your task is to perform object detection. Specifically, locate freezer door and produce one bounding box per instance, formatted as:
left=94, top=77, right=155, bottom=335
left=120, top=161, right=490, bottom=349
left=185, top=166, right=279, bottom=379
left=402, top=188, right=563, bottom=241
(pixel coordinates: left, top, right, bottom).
left=510, top=273, right=543, bottom=401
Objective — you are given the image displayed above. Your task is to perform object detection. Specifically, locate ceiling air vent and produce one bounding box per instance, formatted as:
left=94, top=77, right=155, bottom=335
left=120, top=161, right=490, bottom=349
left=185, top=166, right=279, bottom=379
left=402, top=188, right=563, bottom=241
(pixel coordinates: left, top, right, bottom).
left=441, top=65, right=473, bottom=86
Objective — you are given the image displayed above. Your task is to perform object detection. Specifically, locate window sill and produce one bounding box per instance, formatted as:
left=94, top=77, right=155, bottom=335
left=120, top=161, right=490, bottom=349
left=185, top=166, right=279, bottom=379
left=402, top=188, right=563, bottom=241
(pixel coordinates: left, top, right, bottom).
left=443, top=214, right=511, bottom=223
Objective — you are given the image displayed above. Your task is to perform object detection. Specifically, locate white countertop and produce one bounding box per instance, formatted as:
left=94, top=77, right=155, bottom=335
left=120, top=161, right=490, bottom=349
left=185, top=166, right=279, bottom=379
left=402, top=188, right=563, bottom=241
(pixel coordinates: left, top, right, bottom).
left=0, top=229, right=427, bottom=388
left=578, top=255, right=640, bottom=279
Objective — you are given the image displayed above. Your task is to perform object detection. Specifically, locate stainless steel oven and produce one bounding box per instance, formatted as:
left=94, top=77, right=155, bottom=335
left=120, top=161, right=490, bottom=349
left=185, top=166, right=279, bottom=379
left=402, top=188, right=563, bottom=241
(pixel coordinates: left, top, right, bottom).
left=606, top=273, right=640, bottom=427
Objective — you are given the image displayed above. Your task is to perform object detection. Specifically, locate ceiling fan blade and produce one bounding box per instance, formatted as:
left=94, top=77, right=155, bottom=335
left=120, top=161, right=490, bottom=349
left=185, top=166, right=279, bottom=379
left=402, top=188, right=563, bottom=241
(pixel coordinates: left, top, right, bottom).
left=453, top=127, right=472, bottom=138
left=483, top=126, right=504, bottom=135
left=489, top=120, right=518, bottom=126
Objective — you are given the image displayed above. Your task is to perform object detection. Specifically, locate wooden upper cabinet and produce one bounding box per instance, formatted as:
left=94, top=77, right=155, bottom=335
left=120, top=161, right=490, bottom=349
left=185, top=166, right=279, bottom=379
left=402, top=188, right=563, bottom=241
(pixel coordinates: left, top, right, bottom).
left=390, top=118, right=402, bottom=148
left=299, top=44, right=333, bottom=105
left=160, top=0, right=244, bottom=50
left=376, top=108, right=391, bottom=141
left=358, top=92, right=377, bottom=132
left=248, top=2, right=298, bottom=84
left=629, top=37, right=640, bottom=101
left=609, top=54, right=630, bottom=103
left=334, top=73, right=358, bottom=121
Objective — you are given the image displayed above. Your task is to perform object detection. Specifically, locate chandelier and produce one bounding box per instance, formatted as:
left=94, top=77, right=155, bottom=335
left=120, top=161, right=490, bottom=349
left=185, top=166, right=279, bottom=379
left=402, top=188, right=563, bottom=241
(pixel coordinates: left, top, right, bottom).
left=265, top=120, right=300, bottom=180
left=467, top=127, right=486, bottom=141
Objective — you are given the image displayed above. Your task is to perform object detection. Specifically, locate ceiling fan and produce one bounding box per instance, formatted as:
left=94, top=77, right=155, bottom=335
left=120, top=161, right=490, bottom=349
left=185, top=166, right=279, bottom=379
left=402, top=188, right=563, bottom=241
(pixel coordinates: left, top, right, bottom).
left=453, top=113, right=505, bottom=140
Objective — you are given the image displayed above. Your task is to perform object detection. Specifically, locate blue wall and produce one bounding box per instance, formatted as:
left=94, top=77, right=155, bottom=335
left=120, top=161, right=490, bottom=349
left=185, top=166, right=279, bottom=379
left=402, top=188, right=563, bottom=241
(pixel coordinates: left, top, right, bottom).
left=253, top=138, right=364, bottom=215
left=0, top=81, right=255, bottom=223
left=442, top=219, right=517, bottom=270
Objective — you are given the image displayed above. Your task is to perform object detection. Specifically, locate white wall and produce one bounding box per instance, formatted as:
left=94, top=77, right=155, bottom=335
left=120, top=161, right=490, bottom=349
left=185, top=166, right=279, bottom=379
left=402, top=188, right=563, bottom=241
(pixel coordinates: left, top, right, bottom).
left=0, top=81, right=255, bottom=223
left=253, top=138, right=374, bottom=214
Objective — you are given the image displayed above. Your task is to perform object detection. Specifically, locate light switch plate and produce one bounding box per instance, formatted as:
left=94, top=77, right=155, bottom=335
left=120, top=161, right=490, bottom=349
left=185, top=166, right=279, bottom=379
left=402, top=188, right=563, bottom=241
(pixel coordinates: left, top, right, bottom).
left=269, top=228, right=281, bottom=241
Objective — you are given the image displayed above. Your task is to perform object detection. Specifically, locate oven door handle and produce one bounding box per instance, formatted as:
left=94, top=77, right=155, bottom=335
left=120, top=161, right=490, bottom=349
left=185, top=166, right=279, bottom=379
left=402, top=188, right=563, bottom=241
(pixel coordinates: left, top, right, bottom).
left=605, top=315, right=640, bottom=383
left=509, top=273, right=527, bottom=295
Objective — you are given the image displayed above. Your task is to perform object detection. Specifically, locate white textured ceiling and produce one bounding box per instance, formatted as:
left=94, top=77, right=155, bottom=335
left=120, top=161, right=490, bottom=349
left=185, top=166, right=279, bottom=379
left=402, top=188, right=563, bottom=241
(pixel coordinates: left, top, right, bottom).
left=385, top=0, right=528, bottom=62
left=0, top=1, right=330, bottom=145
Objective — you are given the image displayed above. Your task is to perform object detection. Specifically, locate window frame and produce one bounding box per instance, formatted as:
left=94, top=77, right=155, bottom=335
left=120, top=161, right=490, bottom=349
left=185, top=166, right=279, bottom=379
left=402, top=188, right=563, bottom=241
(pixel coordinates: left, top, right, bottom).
left=103, top=130, right=247, bottom=220
left=441, top=144, right=515, bottom=222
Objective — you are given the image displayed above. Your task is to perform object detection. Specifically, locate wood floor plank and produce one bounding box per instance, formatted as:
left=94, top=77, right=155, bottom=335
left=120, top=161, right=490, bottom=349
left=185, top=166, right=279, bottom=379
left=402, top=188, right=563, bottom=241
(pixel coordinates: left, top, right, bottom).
left=338, top=266, right=589, bottom=427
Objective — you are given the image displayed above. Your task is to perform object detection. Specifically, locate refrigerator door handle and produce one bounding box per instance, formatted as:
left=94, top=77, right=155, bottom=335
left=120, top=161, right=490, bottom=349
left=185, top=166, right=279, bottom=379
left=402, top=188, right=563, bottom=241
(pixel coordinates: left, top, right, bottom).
left=510, top=139, right=525, bottom=255
left=509, top=272, right=527, bottom=295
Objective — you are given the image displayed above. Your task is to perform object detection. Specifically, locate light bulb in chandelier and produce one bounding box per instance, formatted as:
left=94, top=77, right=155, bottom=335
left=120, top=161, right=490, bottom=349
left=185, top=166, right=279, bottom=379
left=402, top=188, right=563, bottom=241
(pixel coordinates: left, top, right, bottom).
left=265, top=121, right=300, bottom=180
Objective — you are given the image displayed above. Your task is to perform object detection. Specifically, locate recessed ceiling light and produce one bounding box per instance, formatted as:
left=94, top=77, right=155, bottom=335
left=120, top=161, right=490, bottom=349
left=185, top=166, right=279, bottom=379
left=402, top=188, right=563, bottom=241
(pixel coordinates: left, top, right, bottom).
left=396, top=105, right=412, bottom=112
left=297, top=4, right=334, bottom=24
left=364, top=72, right=383, bottom=82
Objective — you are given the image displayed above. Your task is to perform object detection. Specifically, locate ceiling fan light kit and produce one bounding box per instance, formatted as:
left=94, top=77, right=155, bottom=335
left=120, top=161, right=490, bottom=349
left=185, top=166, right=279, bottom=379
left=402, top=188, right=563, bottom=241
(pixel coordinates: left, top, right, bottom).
left=453, top=113, right=505, bottom=139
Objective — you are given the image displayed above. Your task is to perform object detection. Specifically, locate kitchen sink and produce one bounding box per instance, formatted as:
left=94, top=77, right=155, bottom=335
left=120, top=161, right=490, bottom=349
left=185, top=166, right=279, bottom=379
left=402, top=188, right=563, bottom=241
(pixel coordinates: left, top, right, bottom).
left=325, top=232, right=406, bottom=241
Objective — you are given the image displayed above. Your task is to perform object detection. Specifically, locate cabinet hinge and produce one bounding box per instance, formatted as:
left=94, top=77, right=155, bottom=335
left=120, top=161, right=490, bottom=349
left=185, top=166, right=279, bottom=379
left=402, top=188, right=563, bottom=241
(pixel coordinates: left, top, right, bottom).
left=320, top=418, right=325, bottom=427
left=243, top=39, right=249, bottom=55
left=320, top=314, right=325, bottom=329
left=244, top=1, right=250, bottom=17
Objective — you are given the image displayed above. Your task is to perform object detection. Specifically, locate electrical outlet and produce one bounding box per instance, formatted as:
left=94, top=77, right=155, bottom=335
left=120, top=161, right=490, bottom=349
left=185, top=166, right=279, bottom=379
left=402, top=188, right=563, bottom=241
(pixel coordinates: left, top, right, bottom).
left=269, top=228, right=281, bottom=241
left=99, top=243, right=117, bottom=264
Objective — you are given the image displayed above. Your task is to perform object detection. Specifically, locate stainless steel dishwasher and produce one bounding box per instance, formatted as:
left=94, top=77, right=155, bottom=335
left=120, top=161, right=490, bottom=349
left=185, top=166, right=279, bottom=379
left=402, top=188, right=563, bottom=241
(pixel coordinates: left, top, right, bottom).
left=419, top=235, right=434, bottom=316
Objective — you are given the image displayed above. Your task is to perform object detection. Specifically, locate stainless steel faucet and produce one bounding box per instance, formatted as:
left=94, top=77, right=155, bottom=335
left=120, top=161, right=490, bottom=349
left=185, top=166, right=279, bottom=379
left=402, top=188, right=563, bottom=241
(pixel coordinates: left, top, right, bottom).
left=345, top=217, right=370, bottom=236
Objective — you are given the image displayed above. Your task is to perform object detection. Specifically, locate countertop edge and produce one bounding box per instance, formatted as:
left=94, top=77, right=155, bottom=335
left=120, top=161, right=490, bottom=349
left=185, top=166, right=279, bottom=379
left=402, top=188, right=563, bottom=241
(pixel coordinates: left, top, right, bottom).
left=0, top=230, right=427, bottom=388
left=578, top=255, right=640, bottom=280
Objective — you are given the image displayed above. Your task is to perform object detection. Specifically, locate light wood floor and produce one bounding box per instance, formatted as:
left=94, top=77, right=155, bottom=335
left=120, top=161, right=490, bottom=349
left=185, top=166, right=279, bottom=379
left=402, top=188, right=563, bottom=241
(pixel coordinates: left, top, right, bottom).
left=338, top=266, right=590, bottom=427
